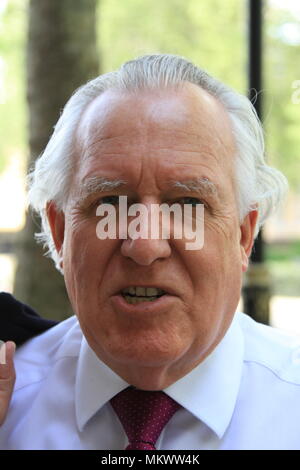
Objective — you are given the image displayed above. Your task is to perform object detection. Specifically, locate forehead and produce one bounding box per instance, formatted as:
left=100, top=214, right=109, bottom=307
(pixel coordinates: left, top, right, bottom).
left=74, top=83, right=236, bottom=188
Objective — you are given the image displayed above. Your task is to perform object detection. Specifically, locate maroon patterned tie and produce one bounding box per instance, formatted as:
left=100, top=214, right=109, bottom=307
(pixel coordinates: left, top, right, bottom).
left=110, top=386, right=181, bottom=450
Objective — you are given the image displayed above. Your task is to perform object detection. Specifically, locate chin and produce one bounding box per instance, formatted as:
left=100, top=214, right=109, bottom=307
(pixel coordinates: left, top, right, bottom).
left=108, top=352, right=183, bottom=391
left=108, top=343, right=183, bottom=368
left=96, top=335, right=187, bottom=377
left=85, top=321, right=192, bottom=386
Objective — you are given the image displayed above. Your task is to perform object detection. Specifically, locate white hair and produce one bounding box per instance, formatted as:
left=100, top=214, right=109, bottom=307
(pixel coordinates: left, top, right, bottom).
left=28, top=54, right=288, bottom=270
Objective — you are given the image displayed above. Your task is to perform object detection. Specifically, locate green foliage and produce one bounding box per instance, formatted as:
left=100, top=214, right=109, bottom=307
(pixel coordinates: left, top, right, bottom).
left=266, top=240, right=300, bottom=262
left=0, top=0, right=28, bottom=173
left=267, top=259, right=300, bottom=297
left=99, top=0, right=247, bottom=92
left=264, top=3, right=300, bottom=190
left=266, top=241, right=300, bottom=296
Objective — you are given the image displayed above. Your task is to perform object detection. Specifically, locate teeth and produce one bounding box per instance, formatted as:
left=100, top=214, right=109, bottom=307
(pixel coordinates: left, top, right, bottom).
left=146, top=287, right=159, bottom=296
left=123, top=295, right=159, bottom=304
left=121, top=286, right=167, bottom=304
left=136, top=287, right=146, bottom=296
left=122, top=286, right=165, bottom=296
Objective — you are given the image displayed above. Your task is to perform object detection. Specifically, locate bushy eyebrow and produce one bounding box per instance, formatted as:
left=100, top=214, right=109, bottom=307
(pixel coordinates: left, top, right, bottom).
left=76, top=175, right=219, bottom=205
left=76, top=176, right=128, bottom=204
left=171, top=178, right=219, bottom=199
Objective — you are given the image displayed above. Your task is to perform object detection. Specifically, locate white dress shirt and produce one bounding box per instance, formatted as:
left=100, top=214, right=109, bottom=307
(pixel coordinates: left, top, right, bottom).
left=1, top=311, right=300, bottom=450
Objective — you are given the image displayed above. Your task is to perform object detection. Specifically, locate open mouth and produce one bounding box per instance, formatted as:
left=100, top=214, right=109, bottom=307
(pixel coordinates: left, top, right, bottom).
left=121, top=286, right=167, bottom=304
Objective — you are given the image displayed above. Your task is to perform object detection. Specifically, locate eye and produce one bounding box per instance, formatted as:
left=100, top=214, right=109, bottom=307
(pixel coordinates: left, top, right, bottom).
left=96, top=195, right=120, bottom=206
left=177, top=197, right=204, bottom=207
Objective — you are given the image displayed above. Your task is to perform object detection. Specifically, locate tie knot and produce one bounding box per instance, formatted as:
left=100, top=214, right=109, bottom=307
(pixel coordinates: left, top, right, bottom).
left=110, top=386, right=181, bottom=450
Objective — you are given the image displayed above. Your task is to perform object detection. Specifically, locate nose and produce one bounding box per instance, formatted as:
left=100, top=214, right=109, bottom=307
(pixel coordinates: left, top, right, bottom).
left=121, top=236, right=171, bottom=266
left=120, top=201, right=172, bottom=265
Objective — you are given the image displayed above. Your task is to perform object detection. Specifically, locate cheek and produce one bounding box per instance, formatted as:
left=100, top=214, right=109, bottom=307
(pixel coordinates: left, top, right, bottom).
left=173, top=218, right=243, bottom=305
left=62, top=222, right=117, bottom=301
left=204, top=214, right=242, bottom=259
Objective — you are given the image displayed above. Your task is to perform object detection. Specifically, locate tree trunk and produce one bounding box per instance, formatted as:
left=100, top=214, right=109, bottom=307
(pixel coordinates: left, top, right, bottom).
left=14, top=0, right=100, bottom=321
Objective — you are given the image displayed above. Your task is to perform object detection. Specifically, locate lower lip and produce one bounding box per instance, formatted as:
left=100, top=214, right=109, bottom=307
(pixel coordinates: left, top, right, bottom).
left=111, top=294, right=177, bottom=315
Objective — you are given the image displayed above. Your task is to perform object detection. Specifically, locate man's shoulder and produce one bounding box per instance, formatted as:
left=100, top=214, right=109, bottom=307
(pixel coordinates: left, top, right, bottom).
left=14, top=315, right=82, bottom=391
left=238, top=312, right=300, bottom=385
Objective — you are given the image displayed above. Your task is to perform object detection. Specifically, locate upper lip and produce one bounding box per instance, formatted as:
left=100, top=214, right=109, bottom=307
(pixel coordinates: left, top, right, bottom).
left=114, top=284, right=178, bottom=296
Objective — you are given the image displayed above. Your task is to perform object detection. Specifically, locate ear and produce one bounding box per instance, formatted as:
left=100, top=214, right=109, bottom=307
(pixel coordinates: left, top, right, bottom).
left=240, top=209, right=258, bottom=272
left=46, top=201, right=65, bottom=266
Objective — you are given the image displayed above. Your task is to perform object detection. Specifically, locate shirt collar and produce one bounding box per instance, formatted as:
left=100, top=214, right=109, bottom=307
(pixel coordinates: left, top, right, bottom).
left=75, top=339, right=130, bottom=432
left=75, top=312, right=244, bottom=437
left=164, top=313, right=244, bottom=438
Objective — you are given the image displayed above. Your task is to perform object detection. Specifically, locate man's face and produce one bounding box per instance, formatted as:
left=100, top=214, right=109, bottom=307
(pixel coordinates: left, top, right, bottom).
left=48, top=83, right=257, bottom=390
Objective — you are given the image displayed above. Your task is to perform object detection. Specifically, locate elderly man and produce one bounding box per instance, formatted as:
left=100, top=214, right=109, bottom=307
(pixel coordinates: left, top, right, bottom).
left=1, top=54, right=299, bottom=450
